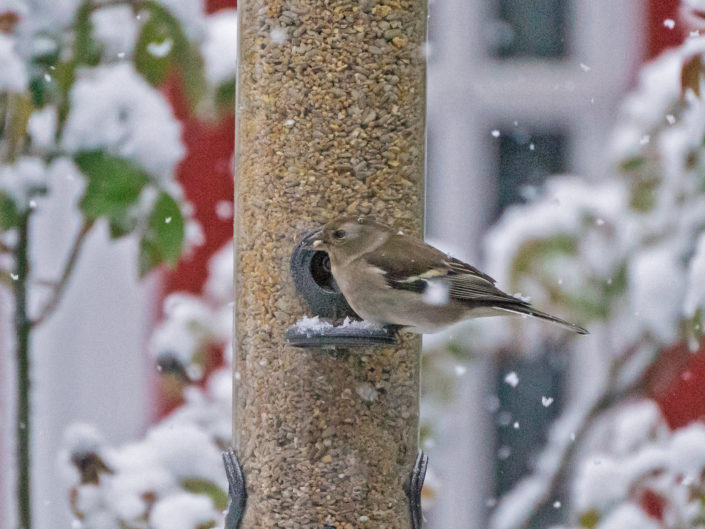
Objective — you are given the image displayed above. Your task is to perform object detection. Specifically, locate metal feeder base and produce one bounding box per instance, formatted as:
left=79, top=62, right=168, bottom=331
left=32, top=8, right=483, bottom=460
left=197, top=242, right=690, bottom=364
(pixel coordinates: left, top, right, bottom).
left=286, top=320, right=399, bottom=348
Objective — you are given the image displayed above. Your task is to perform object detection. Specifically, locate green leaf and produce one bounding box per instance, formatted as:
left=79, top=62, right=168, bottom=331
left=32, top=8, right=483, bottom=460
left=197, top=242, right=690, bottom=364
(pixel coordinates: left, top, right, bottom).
left=75, top=151, right=149, bottom=221
left=108, top=209, right=139, bottom=239
left=579, top=510, right=600, bottom=529
left=215, top=78, right=236, bottom=116
left=74, top=1, right=102, bottom=67
left=0, top=193, right=21, bottom=230
left=135, top=1, right=207, bottom=110
left=619, top=156, right=645, bottom=172
left=176, top=43, right=207, bottom=112
left=180, top=478, right=228, bottom=511
left=135, top=8, right=175, bottom=86
left=139, top=191, right=184, bottom=276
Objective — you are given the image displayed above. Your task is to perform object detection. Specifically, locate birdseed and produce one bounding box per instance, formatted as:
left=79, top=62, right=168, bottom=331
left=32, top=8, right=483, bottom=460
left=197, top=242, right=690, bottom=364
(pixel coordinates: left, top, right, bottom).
left=233, top=0, right=426, bottom=526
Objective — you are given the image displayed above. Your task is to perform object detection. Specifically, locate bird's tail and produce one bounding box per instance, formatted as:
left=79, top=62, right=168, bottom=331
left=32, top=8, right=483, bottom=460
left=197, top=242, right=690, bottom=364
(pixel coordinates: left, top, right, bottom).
left=493, top=303, right=589, bottom=335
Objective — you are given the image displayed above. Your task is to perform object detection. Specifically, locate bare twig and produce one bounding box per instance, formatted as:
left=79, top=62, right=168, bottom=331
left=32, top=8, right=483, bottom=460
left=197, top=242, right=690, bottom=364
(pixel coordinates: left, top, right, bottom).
left=31, top=220, right=93, bottom=327
left=14, top=211, right=31, bottom=529
left=488, top=341, right=655, bottom=529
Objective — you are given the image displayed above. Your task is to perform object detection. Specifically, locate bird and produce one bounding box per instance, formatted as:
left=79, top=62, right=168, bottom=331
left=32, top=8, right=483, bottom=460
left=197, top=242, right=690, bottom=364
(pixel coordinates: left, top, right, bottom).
left=308, top=215, right=588, bottom=335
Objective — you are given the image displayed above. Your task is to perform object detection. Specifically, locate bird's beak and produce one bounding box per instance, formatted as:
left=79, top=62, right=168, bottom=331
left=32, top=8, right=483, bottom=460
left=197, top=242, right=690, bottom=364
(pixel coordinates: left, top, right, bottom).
left=300, top=227, right=326, bottom=251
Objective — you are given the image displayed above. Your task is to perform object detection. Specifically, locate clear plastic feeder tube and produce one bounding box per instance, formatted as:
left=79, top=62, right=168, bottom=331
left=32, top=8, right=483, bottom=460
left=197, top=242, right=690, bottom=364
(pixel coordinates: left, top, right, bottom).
left=233, top=0, right=426, bottom=526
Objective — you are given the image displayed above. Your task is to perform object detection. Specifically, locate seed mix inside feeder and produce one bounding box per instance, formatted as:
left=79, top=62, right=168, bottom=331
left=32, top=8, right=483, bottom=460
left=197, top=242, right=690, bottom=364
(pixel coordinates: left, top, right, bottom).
left=232, top=0, right=427, bottom=525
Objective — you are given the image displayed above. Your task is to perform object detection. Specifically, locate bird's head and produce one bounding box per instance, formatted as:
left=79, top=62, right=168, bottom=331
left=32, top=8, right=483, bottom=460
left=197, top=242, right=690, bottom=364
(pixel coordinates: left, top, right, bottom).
left=309, top=215, right=391, bottom=263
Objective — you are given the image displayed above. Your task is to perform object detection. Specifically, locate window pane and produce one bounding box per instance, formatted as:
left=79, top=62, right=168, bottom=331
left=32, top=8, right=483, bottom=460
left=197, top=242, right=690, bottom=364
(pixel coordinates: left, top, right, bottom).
left=494, top=131, right=567, bottom=220
left=489, top=129, right=569, bottom=527
left=493, top=350, right=567, bottom=527
left=487, top=0, right=570, bottom=59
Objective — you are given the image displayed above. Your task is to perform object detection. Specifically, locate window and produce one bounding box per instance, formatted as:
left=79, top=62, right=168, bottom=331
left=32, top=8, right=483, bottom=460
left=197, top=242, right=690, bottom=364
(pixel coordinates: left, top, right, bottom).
left=493, top=350, right=568, bottom=527
left=494, top=130, right=567, bottom=220
left=490, top=127, right=569, bottom=527
left=488, top=0, right=571, bottom=59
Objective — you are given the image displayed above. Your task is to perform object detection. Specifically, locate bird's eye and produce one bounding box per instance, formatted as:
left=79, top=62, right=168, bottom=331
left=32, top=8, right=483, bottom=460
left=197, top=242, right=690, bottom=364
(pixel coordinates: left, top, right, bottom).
left=333, top=229, right=346, bottom=240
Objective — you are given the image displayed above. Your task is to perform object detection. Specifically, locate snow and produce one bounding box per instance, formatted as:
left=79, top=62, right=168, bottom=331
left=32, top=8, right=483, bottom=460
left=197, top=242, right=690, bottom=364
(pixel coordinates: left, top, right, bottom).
left=203, top=10, right=237, bottom=85
left=150, top=295, right=215, bottom=363
left=485, top=177, right=629, bottom=290
left=63, top=422, right=104, bottom=457
left=610, top=400, right=667, bottom=455
left=14, top=0, right=83, bottom=35
left=215, top=200, right=233, bottom=220
left=568, top=402, right=705, bottom=528
left=148, top=39, right=173, bottom=58
left=595, top=503, right=662, bottom=529
left=150, top=493, right=218, bottom=529
left=684, top=232, right=705, bottom=317
left=294, top=315, right=334, bottom=332
left=0, top=34, right=27, bottom=92
left=356, top=382, right=378, bottom=402
left=63, top=362, right=231, bottom=528
left=0, top=157, right=47, bottom=208
left=204, top=241, right=235, bottom=304
left=423, top=279, right=450, bottom=306
left=669, top=423, right=705, bottom=480
left=154, top=0, right=206, bottom=40
left=503, top=371, right=519, bottom=387
left=91, top=5, right=138, bottom=60
left=664, top=18, right=676, bottom=29
left=628, top=242, right=686, bottom=344
left=62, top=63, right=185, bottom=182
left=293, top=315, right=381, bottom=332
left=269, top=26, right=287, bottom=44
left=541, top=396, right=554, bottom=407
left=684, top=0, right=705, bottom=12
left=27, top=107, right=58, bottom=150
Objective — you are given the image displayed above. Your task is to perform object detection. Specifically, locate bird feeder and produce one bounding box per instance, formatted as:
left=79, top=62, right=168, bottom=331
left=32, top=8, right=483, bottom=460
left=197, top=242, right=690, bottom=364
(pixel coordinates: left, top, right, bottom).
left=230, top=0, right=427, bottom=526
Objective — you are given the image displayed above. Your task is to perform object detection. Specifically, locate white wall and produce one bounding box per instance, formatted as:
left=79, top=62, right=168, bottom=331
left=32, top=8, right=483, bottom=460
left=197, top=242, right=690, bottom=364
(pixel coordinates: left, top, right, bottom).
left=1, top=173, right=158, bottom=529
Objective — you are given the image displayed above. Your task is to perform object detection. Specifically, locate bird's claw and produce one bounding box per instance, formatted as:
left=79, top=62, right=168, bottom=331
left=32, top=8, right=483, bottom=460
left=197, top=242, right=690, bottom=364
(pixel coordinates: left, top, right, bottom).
left=404, top=450, right=428, bottom=529
left=222, top=448, right=247, bottom=529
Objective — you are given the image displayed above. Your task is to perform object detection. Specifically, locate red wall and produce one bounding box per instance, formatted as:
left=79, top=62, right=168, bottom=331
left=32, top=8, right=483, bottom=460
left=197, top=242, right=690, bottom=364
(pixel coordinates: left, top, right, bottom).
left=648, top=0, right=683, bottom=58
left=156, top=0, right=236, bottom=415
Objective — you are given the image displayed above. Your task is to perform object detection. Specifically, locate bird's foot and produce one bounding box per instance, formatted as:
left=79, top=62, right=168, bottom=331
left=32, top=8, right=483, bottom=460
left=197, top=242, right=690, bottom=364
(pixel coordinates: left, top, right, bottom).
left=222, top=448, right=247, bottom=529
left=404, top=450, right=428, bottom=529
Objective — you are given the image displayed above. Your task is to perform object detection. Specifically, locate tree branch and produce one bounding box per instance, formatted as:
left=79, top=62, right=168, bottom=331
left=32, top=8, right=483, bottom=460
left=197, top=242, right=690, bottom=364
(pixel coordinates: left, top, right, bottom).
left=31, top=220, right=93, bottom=327
left=14, top=211, right=32, bottom=529
left=488, top=342, right=654, bottom=529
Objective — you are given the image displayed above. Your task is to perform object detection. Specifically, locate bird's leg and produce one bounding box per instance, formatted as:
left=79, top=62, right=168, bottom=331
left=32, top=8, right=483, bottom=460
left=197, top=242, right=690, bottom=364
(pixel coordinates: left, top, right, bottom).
left=222, top=449, right=247, bottom=529
left=404, top=450, right=428, bottom=529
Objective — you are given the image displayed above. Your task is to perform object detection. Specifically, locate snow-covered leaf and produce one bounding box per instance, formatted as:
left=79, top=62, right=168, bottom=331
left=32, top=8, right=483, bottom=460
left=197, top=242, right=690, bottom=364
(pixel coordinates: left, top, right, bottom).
left=139, top=191, right=185, bottom=276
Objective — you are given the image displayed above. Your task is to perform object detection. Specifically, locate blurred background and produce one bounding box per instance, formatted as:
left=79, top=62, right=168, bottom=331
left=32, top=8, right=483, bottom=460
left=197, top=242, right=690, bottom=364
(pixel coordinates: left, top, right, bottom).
left=1, top=0, right=702, bottom=528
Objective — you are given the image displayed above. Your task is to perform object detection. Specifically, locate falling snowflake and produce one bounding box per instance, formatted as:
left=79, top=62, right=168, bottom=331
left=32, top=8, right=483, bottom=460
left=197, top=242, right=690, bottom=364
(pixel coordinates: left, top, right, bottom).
left=504, top=371, right=519, bottom=388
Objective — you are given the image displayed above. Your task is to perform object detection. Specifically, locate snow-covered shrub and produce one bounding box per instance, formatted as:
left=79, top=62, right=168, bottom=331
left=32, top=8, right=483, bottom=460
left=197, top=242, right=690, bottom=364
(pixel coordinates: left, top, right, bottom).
left=62, top=242, right=234, bottom=529
left=0, top=0, right=237, bottom=275
left=0, top=2, right=236, bottom=528
left=484, top=26, right=705, bottom=529
left=573, top=401, right=705, bottom=529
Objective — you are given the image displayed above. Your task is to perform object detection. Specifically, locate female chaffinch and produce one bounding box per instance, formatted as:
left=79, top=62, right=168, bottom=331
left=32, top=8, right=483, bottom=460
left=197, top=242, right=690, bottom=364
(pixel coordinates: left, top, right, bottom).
left=309, top=215, right=588, bottom=335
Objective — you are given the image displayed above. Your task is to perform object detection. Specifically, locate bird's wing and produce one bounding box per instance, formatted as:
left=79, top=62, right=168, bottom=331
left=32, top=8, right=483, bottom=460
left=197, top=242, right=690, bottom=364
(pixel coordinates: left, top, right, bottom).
left=445, top=257, right=523, bottom=304
left=362, top=234, right=449, bottom=292
left=363, top=235, right=523, bottom=304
